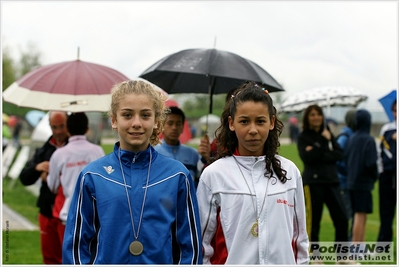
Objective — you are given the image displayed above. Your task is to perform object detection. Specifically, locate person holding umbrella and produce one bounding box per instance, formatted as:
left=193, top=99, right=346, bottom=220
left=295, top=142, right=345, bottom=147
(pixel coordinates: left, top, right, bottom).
left=196, top=81, right=309, bottom=264
left=62, top=80, right=202, bottom=264
left=197, top=87, right=238, bottom=171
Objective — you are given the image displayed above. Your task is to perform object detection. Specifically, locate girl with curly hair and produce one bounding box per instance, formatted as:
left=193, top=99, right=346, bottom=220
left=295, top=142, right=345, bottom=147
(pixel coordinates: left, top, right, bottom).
left=196, top=81, right=309, bottom=264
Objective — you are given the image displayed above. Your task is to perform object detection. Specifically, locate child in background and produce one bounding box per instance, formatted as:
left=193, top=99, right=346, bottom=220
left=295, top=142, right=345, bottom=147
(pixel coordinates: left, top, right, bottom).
left=196, top=81, right=309, bottom=264
left=154, top=106, right=202, bottom=188
left=62, top=80, right=202, bottom=264
left=345, top=109, right=378, bottom=245
left=336, top=109, right=357, bottom=239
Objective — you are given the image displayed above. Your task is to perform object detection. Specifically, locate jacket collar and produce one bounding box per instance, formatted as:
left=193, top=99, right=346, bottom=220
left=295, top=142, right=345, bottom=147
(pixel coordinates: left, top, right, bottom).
left=113, top=141, right=154, bottom=166
left=49, top=136, right=68, bottom=148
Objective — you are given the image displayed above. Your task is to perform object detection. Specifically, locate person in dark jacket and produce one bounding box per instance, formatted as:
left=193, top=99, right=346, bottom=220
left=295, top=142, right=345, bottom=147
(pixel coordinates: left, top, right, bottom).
left=345, top=109, right=378, bottom=244
left=297, top=104, right=349, bottom=247
left=336, top=109, right=357, bottom=240
left=19, top=111, right=69, bottom=264
left=377, top=100, right=397, bottom=243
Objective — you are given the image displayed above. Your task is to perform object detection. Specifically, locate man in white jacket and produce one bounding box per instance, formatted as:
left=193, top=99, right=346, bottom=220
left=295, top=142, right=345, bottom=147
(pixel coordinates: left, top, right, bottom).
left=47, top=112, right=105, bottom=250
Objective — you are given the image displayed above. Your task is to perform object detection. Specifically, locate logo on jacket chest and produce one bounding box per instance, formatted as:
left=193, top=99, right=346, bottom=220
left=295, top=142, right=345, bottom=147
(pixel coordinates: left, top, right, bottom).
left=277, top=198, right=294, bottom=207
left=103, top=166, right=115, bottom=174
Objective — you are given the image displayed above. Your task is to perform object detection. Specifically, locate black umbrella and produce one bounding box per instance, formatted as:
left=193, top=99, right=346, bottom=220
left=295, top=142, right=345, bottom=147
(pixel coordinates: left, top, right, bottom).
left=140, top=48, right=284, bottom=114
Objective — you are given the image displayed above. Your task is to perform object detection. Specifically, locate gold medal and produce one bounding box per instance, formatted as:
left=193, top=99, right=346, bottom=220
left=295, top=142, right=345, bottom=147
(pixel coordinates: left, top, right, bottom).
left=233, top=157, right=269, bottom=239
left=129, top=240, right=144, bottom=256
left=251, top=221, right=259, bottom=237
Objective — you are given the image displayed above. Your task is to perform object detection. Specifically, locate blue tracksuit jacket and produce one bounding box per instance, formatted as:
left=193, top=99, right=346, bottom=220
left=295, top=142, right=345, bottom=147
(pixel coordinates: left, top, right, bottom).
left=154, top=140, right=201, bottom=184
left=62, top=143, right=202, bottom=264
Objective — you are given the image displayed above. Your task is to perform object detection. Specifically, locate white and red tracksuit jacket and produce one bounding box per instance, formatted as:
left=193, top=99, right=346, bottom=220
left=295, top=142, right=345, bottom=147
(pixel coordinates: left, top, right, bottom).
left=47, top=135, right=105, bottom=222
left=196, top=154, right=309, bottom=264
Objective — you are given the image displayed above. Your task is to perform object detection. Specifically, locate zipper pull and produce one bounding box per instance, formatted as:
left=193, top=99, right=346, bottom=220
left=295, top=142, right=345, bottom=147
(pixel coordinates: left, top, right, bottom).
left=132, top=154, right=137, bottom=163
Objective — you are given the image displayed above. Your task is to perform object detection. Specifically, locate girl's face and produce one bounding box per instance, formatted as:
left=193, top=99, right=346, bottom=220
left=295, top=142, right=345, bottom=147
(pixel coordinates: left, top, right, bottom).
left=228, top=101, right=275, bottom=156
left=307, top=108, right=323, bottom=131
left=111, top=93, right=158, bottom=152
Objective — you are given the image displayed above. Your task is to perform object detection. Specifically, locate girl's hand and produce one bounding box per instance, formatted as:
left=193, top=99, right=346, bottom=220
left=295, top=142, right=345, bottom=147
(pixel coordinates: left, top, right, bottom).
left=305, top=145, right=313, bottom=151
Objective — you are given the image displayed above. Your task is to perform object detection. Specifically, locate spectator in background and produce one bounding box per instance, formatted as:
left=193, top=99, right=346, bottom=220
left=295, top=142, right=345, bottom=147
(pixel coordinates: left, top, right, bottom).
left=154, top=106, right=203, bottom=188
left=190, top=123, right=197, bottom=138
left=288, top=115, right=299, bottom=144
left=297, top=104, right=348, bottom=250
left=336, top=109, right=357, bottom=239
left=2, top=120, right=11, bottom=150
left=345, top=109, right=378, bottom=245
left=20, top=111, right=69, bottom=264
left=11, top=115, right=22, bottom=148
left=377, top=100, right=397, bottom=243
left=46, top=112, right=105, bottom=252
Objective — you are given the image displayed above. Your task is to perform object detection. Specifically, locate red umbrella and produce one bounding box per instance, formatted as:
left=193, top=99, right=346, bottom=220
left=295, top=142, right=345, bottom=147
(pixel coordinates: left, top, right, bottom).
left=2, top=59, right=129, bottom=112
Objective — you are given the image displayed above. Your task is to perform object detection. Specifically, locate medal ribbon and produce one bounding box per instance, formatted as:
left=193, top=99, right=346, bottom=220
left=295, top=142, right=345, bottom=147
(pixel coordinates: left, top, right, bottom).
left=233, top=156, right=269, bottom=237
left=119, top=147, right=152, bottom=254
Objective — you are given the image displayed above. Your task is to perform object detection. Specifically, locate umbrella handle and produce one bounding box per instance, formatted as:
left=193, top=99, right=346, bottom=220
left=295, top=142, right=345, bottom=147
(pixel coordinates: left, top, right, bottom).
left=61, top=100, right=88, bottom=107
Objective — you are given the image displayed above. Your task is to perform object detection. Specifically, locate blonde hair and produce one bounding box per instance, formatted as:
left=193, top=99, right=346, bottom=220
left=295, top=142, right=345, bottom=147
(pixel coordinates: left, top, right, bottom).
left=108, top=80, right=168, bottom=146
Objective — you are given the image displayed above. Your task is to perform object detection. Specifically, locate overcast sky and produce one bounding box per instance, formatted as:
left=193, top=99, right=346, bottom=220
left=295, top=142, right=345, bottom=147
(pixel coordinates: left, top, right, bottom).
left=2, top=1, right=398, bottom=114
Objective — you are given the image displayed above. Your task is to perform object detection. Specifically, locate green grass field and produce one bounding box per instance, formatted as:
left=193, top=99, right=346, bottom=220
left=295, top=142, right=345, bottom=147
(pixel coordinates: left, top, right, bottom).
left=2, top=143, right=396, bottom=264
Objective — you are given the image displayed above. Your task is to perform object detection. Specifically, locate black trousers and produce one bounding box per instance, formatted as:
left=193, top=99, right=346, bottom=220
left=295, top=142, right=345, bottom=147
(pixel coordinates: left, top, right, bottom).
left=304, top=184, right=349, bottom=243
left=377, top=170, right=397, bottom=242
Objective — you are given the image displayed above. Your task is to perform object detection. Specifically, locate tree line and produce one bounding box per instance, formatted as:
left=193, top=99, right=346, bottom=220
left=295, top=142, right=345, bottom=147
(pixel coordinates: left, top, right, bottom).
left=2, top=42, right=42, bottom=117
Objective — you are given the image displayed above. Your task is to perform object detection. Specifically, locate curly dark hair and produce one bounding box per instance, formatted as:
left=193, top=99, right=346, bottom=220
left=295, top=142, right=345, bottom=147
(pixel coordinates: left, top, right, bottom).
left=213, top=81, right=288, bottom=183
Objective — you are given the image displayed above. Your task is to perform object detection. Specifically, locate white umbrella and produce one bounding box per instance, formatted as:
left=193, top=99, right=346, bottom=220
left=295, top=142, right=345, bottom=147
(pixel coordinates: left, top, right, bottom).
left=198, top=114, right=220, bottom=124
left=279, top=86, right=368, bottom=115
